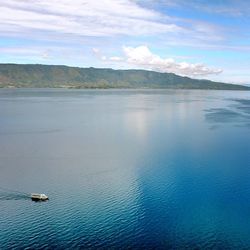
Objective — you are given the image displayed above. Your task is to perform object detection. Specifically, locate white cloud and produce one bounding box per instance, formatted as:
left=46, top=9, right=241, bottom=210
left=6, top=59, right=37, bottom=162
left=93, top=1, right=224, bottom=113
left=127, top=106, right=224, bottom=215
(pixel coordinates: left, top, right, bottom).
left=124, top=45, right=222, bottom=75
left=92, top=48, right=100, bottom=54
left=101, top=45, right=222, bottom=76
left=0, top=0, right=183, bottom=38
left=0, top=45, right=86, bottom=62
left=101, top=56, right=107, bottom=61
left=92, top=47, right=107, bottom=61
left=41, top=50, right=51, bottom=59
left=109, top=56, right=124, bottom=62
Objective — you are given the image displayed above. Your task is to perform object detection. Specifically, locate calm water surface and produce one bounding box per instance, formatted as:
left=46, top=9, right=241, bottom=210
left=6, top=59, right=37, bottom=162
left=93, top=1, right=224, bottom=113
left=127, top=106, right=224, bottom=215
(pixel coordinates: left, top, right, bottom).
left=0, top=89, right=250, bottom=249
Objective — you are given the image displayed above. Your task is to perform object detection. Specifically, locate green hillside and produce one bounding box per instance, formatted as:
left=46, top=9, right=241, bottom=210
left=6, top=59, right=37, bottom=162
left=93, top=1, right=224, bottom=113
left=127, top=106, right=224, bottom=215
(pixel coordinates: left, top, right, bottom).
left=0, top=63, right=249, bottom=90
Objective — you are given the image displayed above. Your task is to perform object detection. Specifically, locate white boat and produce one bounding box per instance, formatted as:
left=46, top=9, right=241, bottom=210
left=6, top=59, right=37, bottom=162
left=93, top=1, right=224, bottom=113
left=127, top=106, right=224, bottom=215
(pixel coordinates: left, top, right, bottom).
left=31, top=193, right=49, bottom=201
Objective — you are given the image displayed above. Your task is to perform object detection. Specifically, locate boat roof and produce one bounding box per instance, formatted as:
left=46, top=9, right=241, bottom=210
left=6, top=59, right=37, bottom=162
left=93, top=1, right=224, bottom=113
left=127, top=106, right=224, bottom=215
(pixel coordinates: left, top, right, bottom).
left=31, top=193, right=47, bottom=196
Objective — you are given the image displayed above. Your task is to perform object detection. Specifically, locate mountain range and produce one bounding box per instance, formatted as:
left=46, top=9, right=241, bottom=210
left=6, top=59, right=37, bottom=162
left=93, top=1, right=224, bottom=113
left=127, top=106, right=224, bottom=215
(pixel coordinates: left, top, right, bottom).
left=0, top=63, right=249, bottom=90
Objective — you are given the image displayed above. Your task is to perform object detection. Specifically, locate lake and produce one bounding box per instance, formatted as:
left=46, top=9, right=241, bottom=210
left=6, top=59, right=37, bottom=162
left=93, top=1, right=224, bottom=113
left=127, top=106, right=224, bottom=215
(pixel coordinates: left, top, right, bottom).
left=0, top=89, right=250, bottom=249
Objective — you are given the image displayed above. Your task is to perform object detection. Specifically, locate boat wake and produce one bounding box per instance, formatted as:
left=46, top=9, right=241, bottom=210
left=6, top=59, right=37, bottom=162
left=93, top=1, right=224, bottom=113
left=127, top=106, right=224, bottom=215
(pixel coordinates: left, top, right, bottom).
left=0, top=192, right=30, bottom=201
left=0, top=187, right=30, bottom=201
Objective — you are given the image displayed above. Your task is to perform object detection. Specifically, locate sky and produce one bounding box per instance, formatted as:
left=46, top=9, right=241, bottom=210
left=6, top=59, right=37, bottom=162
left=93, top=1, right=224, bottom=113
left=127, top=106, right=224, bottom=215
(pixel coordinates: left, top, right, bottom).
left=1, top=0, right=250, bottom=84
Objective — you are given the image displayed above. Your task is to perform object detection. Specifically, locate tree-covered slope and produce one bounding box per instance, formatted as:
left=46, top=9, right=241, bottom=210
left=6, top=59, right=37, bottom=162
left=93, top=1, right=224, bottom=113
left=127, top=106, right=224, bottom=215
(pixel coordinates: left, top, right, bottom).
left=0, top=63, right=249, bottom=90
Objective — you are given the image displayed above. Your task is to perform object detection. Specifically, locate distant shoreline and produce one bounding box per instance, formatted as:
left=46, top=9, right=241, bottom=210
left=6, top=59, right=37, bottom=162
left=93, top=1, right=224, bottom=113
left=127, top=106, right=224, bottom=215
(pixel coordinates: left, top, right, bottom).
left=0, top=86, right=249, bottom=91
left=1, top=63, right=249, bottom=91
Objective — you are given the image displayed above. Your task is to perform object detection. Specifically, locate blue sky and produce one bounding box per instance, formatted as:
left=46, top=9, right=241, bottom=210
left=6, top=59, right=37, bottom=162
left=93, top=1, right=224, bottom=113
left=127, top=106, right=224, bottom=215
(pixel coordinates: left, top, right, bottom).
left=1, top=0, right=250, bottom=84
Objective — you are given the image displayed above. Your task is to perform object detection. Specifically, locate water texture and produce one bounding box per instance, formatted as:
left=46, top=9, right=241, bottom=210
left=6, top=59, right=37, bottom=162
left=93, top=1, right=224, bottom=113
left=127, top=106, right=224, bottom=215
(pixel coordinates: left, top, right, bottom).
left=0, top=89, right=250, bottom=249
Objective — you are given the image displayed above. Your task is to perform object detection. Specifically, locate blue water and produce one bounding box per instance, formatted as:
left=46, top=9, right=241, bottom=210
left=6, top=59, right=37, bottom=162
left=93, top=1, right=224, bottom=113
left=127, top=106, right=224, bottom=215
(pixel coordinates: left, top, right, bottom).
left=0, top=89, right=250, bottom=249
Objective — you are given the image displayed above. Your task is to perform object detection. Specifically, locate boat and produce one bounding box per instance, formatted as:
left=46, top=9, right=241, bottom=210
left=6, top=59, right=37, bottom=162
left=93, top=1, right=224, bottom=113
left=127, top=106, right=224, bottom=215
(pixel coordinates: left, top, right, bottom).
left=31, top=193, right=49, bottom=201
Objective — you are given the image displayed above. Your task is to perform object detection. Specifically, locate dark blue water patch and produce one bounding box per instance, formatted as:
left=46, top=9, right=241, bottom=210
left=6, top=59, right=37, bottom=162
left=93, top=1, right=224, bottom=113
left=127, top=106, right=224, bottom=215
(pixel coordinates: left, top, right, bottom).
left=209, top=125, right=220, bottom=130
left=236, top=106, right=250, bottom=114
left=233, top=99, right=250, bottom=106
left=134, top=151, right=250, bottom=249
left=204, top=108, right=243, bottom=123
left=231, top=98, right=250, bottom=115
left=235, top=123, right=250, bottom=129
left=204, top=105, right=250, bottom=130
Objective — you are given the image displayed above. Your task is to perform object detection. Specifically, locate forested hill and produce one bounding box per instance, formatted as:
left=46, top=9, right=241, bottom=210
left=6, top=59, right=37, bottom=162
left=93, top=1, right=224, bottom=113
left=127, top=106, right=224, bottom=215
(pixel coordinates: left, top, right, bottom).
left=0, top=63, right=249, bottom=90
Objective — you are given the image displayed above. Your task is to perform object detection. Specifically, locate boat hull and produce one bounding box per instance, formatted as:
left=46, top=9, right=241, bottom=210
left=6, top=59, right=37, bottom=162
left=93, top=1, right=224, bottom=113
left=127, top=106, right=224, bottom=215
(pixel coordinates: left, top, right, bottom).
left=31, top=197, right=49, bottom=201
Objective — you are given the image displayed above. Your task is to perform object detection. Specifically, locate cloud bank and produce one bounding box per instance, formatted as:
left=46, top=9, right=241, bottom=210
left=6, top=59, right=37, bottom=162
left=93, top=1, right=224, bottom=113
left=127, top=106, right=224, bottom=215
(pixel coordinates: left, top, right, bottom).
left=105, top=46, right=222, bottom=76
left=0, top=0, right=224, bottom=46
left=0, top=0, right=181, bottom=38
